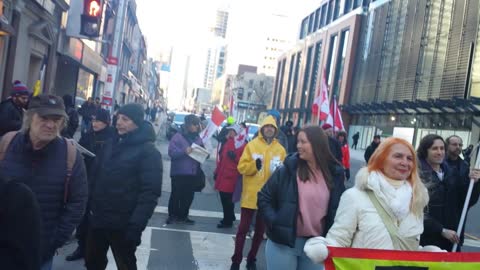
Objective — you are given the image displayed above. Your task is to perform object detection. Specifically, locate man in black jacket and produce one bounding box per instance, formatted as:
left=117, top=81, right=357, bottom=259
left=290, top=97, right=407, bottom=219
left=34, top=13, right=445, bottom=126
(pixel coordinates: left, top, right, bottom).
left=61, top=94, right=80, bottom=138
left=321, top=123, right=343, bottom=163
left=0, top=80, right=30, bottom=136
left=86, top=103, right=163, bottom=270
left=0, top=94, right=88, bottom=270
left=364, top=135, right=381, bottom=164
left=445, top=135, right=480, bottom=250
left=66, top=109, right=114, bottom=261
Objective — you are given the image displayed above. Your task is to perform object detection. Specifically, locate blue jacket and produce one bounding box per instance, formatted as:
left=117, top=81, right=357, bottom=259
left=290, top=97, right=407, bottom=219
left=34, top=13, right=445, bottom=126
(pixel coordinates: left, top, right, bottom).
left=168, top=131, right=203, bottom=176
left=0, top=132, right=88, bottom=261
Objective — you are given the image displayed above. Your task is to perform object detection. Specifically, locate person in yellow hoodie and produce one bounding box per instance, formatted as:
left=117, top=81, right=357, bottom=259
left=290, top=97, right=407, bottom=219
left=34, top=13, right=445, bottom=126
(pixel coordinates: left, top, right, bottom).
left=230, top=115, right=287, bottom=270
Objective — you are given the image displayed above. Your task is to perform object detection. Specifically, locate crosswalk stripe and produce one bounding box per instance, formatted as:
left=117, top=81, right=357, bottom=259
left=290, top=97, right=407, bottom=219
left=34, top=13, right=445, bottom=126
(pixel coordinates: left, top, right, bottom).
left=154, top=206, right=241, bottom=220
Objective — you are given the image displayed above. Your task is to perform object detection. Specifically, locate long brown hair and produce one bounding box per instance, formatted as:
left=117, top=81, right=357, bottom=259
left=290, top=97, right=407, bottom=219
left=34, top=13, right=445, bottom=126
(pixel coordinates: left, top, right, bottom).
left=297, top=126, right=338, bottom=189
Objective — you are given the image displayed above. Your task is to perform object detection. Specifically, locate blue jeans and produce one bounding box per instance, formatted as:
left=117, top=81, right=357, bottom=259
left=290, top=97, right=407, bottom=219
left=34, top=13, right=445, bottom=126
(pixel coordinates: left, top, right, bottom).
left=40, top=257, right=53, bottom=270
left=266, top=238, right=324, bottom=270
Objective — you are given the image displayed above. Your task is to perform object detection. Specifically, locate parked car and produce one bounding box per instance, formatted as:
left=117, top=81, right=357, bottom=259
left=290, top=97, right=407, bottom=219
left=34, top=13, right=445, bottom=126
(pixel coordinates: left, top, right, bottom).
left=247, top=123, right=260, bottom=141
left=166, top=112, right=189, bottom=140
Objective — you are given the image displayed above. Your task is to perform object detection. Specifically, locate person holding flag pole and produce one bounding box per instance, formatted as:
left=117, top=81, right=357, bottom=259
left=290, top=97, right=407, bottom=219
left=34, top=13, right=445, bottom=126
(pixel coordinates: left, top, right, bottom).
left=452, top=141, right=480, bottom=251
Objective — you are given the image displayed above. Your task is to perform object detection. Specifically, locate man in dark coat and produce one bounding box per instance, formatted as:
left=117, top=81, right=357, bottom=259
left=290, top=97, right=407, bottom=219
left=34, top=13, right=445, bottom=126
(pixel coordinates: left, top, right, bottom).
left=0, top=94, right=88, bottom=270
left=0, top=80, right=30, bottom=136
left=0, top=176, right=42, bottom=270
left=445, top=135, right=480, bottom=250
left=86, top=103, right=163, bottom=270
left=321, top=123, right=343, bottom=163
left=66, top=109, right=115, bottom=261
left=417, top=134, right=480, bottom=252
left=352, top=132, right=360, bottom=149
left=364, top=135, right=381, bottom=164
left=61, top=94, right=80, bottom=138
left=79, top=97, right=96, bottom=134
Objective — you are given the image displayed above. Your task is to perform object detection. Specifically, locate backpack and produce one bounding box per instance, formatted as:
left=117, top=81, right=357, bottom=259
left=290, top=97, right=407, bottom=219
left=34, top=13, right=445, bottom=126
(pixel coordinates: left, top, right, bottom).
left=0, top=131, right=77, bottom=204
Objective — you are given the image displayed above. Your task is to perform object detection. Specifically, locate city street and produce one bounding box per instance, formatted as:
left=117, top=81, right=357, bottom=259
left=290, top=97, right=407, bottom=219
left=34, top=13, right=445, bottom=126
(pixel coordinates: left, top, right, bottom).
left=50, top=132, right=480, bottom=270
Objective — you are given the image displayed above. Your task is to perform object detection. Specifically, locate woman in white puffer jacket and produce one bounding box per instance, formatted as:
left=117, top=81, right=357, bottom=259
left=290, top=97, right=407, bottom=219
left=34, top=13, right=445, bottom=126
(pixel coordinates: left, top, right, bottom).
left=304, top=137, right=442, bottom=264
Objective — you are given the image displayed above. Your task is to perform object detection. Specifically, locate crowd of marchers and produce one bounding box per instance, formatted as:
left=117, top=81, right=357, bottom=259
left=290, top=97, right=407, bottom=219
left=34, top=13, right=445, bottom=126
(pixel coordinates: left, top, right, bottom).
left=1, top=82, right=480, bottom=270
left=0, top=81, right=163, bottom=270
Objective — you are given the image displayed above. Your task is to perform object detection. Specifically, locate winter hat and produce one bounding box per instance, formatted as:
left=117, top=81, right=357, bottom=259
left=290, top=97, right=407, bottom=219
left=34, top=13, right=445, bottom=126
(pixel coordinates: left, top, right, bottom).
left=117, top=103, right=144, bottom=127
left=267, top=109, right=281, bottom=123
left=11, top=80, right=30, bottom=96
left=93, top=109, right=111, bottom=125
left=321, top=123, right=332, bottom=130
left=226, top=124, right=241, bottom=135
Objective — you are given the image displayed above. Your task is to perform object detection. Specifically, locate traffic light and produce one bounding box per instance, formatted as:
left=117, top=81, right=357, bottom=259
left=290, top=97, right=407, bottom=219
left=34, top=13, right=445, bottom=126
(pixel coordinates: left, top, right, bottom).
left=80, top=0, right=103, bottom=37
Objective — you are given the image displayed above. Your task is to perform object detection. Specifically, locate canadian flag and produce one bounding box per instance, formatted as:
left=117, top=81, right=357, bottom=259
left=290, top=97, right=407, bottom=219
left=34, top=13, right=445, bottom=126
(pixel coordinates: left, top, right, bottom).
left=200, top=106, right=226, bottom=144
left=234, top=126, right=248, bottom=149
left=312, top=70, right=330, bottom=121
left=326, top=98, right=345, bottom=131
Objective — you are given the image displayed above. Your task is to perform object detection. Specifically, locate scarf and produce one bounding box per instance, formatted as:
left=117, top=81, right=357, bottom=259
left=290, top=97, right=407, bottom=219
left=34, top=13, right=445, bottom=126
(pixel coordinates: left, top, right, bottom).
left=369, top=171, right=413, bottom=221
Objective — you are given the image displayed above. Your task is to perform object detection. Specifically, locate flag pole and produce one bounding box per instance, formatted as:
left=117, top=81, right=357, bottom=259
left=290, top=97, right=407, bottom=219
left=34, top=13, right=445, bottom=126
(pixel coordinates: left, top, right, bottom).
left=452, top=142, right=480, bottom=251
left=333, top=95, right=336, bottom=134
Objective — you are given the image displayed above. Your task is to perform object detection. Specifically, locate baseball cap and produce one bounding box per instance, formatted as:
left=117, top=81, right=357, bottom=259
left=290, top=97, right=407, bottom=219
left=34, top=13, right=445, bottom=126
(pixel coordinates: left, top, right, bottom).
left=28, top=94, right=67, bottom=117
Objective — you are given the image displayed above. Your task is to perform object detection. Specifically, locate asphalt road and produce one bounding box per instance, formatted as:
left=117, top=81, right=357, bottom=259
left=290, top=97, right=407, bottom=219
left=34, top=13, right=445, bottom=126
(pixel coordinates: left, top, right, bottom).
left=51, top=134, right=480, bottom=270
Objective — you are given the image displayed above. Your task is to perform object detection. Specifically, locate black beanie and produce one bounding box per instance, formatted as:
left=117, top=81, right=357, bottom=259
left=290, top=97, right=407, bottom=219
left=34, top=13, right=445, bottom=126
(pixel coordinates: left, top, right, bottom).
left=117, top=103, right=144, bottom=126
left=93, top=108, right=111, bottom=125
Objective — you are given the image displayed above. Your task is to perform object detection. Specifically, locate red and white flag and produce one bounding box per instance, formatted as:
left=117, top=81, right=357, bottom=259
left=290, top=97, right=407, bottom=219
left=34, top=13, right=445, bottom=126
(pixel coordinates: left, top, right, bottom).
left=326, top=98, right=345, bottom=131
left=229, top=95, right=236, bottom=118
left=200, top=106, right=226, bottom=144
left=312, top=70, right=330, bottom=121
left=234, top=126, right=248, bottom=149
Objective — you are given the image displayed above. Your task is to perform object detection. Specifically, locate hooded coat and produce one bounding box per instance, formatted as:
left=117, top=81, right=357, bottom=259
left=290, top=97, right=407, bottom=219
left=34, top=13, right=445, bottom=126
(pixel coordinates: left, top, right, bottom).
left=214, top=136, right=245, bottom=193
left=237, top=116, right=286, bottom=209
left=89, top=121, right=163, bottom=242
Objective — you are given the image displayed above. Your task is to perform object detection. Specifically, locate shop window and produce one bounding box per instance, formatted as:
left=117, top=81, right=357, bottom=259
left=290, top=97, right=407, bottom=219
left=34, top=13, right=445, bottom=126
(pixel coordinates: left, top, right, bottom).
left=326, top=34, right=338, bottom=87
left=332, top=29, right=350, bottom=97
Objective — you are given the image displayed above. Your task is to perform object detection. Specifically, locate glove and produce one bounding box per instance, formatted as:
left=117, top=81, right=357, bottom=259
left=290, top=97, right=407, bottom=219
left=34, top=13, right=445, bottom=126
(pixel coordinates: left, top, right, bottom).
left=125, top=227, right=142, bottom=247
left=255, top=158, right=262, bottom=171
left=304, top=237, right=330, bottom=264
left=345, top=168, right=350, bottom=180
left=227, top=150, right=236, bottom=160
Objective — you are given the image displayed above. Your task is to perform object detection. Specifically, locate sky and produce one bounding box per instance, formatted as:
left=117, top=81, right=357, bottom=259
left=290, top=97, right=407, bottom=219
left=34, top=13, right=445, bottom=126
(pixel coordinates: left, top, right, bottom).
left=135, top=0, right=318, bottom=109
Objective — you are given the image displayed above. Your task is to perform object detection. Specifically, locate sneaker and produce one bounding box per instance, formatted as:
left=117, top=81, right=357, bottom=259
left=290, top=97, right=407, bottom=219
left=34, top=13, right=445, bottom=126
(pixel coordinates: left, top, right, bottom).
left=179, top=217, right=195, bottom=225
left=246, top=261, right=257, bottom=270
left=217, top=222, right=233, bottom=228
left=230, top=263, right=240, bottom=270
left=165, top=216, right=177, bottom=224
left=65, top=247, right=84, bottom=261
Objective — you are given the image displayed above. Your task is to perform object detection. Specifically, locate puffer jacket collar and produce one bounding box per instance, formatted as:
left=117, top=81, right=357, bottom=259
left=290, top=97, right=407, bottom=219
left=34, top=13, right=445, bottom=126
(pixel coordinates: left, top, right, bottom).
left=117, top=121, right=155, bottom=146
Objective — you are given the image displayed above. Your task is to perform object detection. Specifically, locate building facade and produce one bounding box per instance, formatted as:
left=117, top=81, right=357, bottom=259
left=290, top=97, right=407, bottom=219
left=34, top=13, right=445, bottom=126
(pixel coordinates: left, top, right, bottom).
left=274, top=0, right=480, bottom=147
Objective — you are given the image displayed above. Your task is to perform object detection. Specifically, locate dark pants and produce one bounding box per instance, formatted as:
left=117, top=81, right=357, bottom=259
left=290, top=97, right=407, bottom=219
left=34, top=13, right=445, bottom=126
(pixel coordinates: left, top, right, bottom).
left=75, top=209, right=89, bottom=253
left=85, top=229, right=137, bottom=270
left=352, top=140, right=358, bottom=150
left=219, top=191, right=235, bottom=225
left=232, top=208, right=266, bottom=264
left=168, top=175, right=195, bottom=219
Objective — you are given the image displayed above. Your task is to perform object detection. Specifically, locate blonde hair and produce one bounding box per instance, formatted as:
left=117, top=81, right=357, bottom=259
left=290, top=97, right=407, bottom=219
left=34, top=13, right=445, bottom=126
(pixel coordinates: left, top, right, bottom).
left=367, top=137, right=429, bottom=217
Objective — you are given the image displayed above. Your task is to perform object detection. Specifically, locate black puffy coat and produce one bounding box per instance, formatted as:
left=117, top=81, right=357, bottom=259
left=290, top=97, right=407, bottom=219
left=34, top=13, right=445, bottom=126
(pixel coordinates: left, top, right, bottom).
left=0, top=99, right=23, bottom=136
left=78, top=127, right=116, bottom=195
left=328, top=137, right=343, bottom=163
left=419, top=159, right=480, bottom=251
left=0, top=133, right=88, bottom=261
left=0, top=178, right=41, bottom=270
left=89, top=121, right=163, bottom=239
left=258, top=154, right=345, bottom=248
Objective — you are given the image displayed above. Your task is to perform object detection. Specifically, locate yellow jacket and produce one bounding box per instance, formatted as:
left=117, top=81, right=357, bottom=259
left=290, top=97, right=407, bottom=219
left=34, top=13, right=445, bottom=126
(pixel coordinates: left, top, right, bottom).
left=237, top=116, right=287, bottom=209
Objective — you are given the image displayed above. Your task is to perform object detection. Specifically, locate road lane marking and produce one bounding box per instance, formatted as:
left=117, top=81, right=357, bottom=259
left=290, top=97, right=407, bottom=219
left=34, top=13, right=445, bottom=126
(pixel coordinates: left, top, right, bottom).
left=155, top=206, right=241, bottom=220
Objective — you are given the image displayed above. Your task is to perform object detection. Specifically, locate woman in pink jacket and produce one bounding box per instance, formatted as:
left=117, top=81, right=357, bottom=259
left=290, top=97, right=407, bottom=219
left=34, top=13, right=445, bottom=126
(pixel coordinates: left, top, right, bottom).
left=214, top=124, right=246, bottom=228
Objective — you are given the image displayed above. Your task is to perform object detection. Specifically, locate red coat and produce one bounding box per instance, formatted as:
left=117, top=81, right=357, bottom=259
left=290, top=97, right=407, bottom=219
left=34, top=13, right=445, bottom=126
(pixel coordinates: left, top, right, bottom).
left=340, top=143, right=350, bottom=169
left=214, top=138, right=245, bottom=193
